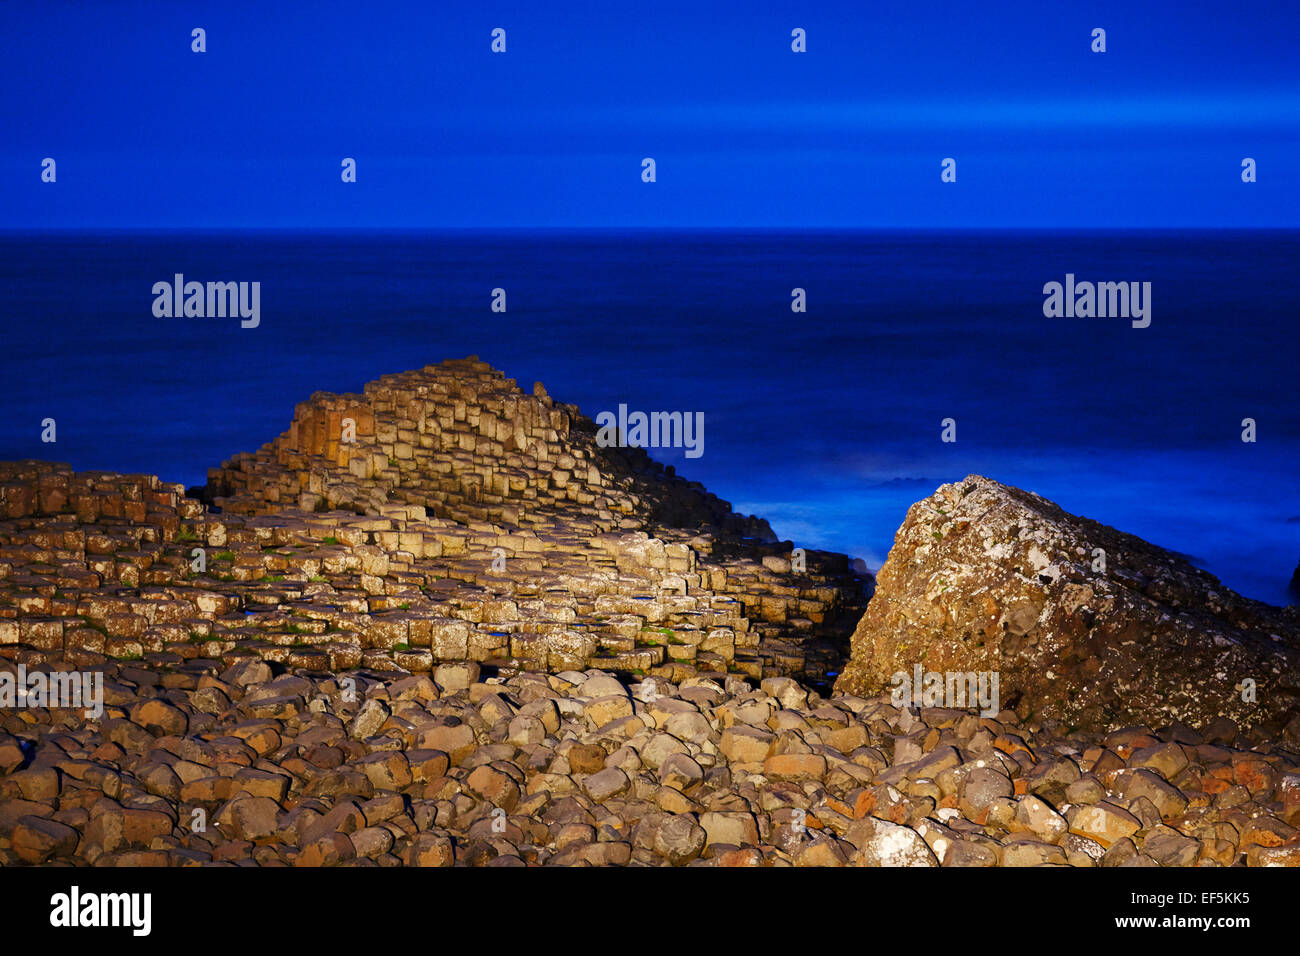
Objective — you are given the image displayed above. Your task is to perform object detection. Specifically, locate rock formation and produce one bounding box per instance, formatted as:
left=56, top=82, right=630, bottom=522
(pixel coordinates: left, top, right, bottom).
left=0, top=358, right=867, bottom=689
left=5, top=372, right=1300, bottom=869
left=835, top=476, right=1300, bottom=735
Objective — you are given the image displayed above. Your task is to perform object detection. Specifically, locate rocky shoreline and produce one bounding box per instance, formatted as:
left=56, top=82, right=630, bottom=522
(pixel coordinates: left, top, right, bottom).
left=6, top=656, right=1300, bottom=867
left=2, top=357, right=1298, bottom=867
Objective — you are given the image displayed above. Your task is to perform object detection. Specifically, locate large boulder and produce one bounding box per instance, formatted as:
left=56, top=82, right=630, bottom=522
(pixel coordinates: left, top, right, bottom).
left=835, top=476, right=1300, bottom=734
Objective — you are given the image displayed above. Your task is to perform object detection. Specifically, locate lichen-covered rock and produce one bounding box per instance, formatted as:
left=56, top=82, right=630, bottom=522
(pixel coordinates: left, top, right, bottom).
left=834, top=475, right=1300, bottom=734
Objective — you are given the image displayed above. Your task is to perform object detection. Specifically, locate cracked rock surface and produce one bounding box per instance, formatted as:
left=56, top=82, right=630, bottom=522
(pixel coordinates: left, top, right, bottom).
left=835, top=476, right=1300, bottom=734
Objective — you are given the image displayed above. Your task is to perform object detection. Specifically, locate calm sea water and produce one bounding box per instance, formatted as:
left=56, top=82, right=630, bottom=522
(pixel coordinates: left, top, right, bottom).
left=0, top=229, right=1296, bottom=603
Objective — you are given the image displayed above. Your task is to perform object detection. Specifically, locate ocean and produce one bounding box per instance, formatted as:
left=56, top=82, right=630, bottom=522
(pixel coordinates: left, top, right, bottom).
left=1, top=229, right=1296, bottom=604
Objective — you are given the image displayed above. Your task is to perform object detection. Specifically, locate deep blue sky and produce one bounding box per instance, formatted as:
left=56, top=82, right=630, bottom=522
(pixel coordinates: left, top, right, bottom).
left=2, top=0, right=1298, bottom=228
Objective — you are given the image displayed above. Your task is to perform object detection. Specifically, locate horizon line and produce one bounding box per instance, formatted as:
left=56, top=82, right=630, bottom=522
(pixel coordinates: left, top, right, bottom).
left=4, top=225, right=1299, bottom=234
